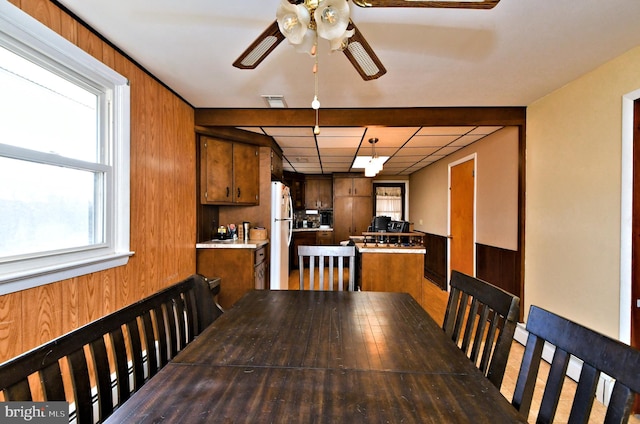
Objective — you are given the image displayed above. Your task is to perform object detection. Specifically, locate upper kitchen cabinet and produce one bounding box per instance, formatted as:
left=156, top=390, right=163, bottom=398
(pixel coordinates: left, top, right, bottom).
left=304, top=176, right=332, bottom=209
left=283, top=171, right=305, bottom=210
left=200, top=136, right=259, bottom=205
left=334, top=175, right=373, bottom=197
left=270, top=149, right=283, bottom=181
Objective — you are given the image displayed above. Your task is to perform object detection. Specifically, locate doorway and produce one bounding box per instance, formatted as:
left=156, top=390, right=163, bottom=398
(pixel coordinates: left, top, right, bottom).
left=373, top=182, right=407, bottom=221
left=449, top=156, right=476, bottom=278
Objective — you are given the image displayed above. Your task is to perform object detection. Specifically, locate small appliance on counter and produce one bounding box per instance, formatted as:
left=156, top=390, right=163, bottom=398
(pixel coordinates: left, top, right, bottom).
left=214, top=223, right=238, bottom=240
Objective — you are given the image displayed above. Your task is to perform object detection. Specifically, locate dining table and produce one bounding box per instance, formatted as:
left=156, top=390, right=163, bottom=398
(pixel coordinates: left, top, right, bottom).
left=104, top=290, right=526, bottom=423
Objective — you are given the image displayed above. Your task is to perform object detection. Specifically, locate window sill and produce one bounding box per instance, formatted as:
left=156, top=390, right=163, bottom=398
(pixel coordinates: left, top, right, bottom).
left=0, top=251, right=134, bottom=296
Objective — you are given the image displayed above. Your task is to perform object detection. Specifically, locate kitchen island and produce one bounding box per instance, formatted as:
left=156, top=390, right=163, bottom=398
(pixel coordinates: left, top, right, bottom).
left=196, top=239, right=269, bottom=309
left=355, top=234, right=426, bottom=307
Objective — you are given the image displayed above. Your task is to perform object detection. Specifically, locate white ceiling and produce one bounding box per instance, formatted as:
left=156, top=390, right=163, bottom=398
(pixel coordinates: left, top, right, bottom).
left=53, top=0, right=640, bottom=174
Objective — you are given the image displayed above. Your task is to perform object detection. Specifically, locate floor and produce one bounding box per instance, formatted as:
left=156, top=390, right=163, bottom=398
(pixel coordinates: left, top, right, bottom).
left=289, top=269, right=640, bottom=423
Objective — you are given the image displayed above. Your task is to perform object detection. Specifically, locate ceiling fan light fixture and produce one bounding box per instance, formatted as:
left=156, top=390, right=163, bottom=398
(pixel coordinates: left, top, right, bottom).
left=329, top=28, right=355, bottom=51
left=276, top=0, right=310, bottom=44
left=240, top=36, right=280, bottom=67
left=348, top=42, right=380, bottom=76
left=314, top=0, right=351, bottom=41
left=295, top=29, right=318, bottom=55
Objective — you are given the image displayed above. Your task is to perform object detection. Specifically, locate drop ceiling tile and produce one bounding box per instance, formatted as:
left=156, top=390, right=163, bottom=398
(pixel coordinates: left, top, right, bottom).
left=315, top=127, right=365, bottom=137
left=282, top=147, right=318, bottom=157
left=468, top=126, right=504, bottom=135
left=356, top=146, right=398, bottom=156
left=449, top=134, right=485, bottom=146
left=406, top=135, right=459, bottom=148
left=319, top=147, right=357, bottom=156
left=287, top=157, right=320, bottom=165
left=415, top=126, right=475, bottom=136
left=437, top=146, right=464, bottom=155
left=395, top=147, right=441, bottom=156
left=275, top=136, right=317, bottom=148
left=322, top=165, right=352, bottom=173
left=365, top=127, right=419, bottom=146
left=321, top=156, right=354, bottom=163
left=317, top=136, right=362, bottom=148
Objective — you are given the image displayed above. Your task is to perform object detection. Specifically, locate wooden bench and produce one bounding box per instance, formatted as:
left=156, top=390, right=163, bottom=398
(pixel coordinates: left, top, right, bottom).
left=0, top=274, right=222, bottom=423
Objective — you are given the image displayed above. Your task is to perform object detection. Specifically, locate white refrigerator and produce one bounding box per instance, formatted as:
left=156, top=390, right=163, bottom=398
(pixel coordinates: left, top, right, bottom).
left=270, top=181, right=293, bottom=289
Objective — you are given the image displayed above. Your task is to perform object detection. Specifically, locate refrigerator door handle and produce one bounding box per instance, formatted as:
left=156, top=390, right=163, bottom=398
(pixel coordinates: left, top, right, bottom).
left=286, top=192, right=293, bottom=246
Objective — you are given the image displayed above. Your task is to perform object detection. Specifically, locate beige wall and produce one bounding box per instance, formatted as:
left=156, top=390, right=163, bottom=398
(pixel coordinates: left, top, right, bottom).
left=525, top=45, right=640, bottom=338
left=409, top=127, right=519, bottom=250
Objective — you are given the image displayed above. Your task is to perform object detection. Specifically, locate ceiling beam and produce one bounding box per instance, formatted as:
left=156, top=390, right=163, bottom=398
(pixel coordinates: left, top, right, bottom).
left=195, top=107, right=526, bottom=128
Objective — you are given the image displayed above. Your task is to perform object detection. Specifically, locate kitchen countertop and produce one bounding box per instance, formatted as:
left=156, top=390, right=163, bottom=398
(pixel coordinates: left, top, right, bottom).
left=196, top=239, right=269, bottom=249
left=292, top=227, right=333, bottom=232
left=354, top=242, right=426, bottom=254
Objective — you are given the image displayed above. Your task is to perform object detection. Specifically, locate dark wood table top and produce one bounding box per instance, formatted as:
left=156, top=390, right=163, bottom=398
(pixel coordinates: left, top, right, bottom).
left=105, top=290, right=526, bottom=423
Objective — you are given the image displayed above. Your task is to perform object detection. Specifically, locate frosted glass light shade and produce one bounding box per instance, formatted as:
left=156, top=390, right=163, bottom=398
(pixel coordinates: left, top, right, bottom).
left=276, top=0, right=310, bottom=45
left=315, top=0, right=350, bottom=41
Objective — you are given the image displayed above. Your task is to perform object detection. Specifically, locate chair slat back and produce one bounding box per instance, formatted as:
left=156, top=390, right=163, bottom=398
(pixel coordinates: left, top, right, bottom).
left=0, top=274, right=222, bottom=423
left=442, top=270, right=520, bottom=389
left=298, top=245, right=356, bottom=291
left=512, top=305, right=640, bottom=424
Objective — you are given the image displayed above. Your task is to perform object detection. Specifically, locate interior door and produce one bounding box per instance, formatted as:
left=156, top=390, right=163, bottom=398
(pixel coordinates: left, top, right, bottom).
left=449, top=158, right=475, bottom=277
left=631, top=98, right=640, bottom=413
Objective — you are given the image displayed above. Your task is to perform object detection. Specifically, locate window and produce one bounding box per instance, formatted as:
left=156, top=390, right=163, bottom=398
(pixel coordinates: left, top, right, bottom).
left=374, top=183, right=406, bottom=221
left=0, top=2, right=131, bottom=295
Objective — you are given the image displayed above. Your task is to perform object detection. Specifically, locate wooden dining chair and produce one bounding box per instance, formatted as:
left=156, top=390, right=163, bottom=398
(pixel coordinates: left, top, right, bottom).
left=512, top=305, right=640, bottom=423
left=443, top=270, right=520, bottom=389
left=298, top=245, right=356, bottom=291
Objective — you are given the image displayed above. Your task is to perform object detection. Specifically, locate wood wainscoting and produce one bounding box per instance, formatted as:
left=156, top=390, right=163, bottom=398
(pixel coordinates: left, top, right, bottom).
left=476, top=243, right=522, bottom=319
left=422, top=232, right=448, bottom=290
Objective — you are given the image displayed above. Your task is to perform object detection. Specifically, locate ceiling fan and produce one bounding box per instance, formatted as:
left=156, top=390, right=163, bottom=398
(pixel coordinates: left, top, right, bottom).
left=233, top=0, right=500, bottom=81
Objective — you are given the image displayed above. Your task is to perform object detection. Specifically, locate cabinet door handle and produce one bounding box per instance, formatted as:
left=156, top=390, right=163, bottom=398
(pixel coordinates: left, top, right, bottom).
left=226, top=187, right=230, bottom=198
left=237, top=188, right=241, bottom=198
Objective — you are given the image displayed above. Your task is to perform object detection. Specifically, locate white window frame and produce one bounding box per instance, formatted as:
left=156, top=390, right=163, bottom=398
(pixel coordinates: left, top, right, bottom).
left=0, top=2, right=132, bottom=295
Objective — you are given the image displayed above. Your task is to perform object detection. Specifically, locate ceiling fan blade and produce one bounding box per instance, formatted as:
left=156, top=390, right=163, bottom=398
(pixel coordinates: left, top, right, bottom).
left=233, top=21, right=286, bottom=69
left=352, top=0, right=500, bottom=9
left=342, top=21, right=386, bottom=81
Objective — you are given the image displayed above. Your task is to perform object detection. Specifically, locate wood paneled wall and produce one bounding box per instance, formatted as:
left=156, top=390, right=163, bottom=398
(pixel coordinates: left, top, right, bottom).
left=0, top=0, right=196, bottom=363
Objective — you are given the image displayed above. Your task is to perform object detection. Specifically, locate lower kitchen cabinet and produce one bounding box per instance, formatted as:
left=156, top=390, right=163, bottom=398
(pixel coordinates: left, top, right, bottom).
left=291, top=230, right=335, bottom=269
left=333, top=196, right=372, bottom=243
left=196, top=243, right=268, bottom=309
left=316, top=230, right=334, bottom=245
left=291, top=231, right=315, bottom=269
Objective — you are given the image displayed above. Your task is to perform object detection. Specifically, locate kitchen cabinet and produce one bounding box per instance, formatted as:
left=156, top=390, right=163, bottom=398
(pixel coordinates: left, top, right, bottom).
left=358, top=248, right=425, bottom=307
left=283, top=172, right=305, bottom=210
left=200, top=136, right=259, bottom=205
left=316, top=230, right=334, bottom=245
left=334, top=175, right=372, bottom=197
left=290, top=230, right=335, bottom=269
left=271, top=149, right=283, bottom=181
left=333, top=175, right=373, bottom=243
left=196, top=243, right=268, bottom=309
left=304, top=176, right=333, bottom=209
left=291, top=231, right=316, bottom=269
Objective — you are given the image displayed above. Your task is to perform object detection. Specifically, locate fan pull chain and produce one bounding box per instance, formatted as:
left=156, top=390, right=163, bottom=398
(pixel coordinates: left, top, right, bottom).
left=312, top=37, right=320, bottom=135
